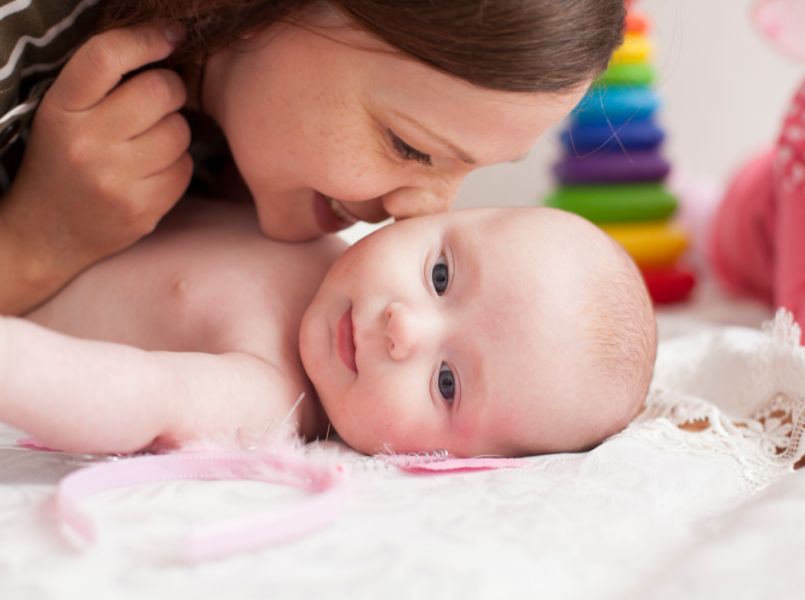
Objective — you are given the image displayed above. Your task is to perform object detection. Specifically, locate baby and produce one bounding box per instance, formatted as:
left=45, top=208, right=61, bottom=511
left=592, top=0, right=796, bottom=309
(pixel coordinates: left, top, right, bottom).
left=0, top=201, right=656, bottom=457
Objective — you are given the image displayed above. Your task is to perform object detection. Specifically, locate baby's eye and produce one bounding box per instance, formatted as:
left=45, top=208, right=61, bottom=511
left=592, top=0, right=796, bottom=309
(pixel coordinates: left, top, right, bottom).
left=388, top=129, right=433, bottom=166
left=431, top=255, right=449, bottom=295
left=438, top=363, right=456, bottom=403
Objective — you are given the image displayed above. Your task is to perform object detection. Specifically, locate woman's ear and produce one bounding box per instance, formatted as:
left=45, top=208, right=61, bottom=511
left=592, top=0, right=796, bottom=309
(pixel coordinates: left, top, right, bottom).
left=753, top=0, right=805, bottom=61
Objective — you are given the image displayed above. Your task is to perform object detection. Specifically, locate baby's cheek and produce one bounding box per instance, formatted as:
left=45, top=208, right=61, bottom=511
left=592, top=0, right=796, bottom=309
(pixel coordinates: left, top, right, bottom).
left=373, top=410, right=441, bottom=455
left=348, top=393, right=403, bottom=451
left=341, top=393, right=419, bottom=454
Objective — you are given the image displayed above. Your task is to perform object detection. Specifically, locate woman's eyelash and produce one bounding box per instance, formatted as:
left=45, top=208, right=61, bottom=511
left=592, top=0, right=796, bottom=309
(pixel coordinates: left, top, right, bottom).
left=388, top=130, right=432, bottom=166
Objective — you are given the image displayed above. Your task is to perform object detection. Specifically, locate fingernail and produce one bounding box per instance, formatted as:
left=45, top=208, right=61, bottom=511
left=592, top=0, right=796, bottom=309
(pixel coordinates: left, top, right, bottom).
left=163, top=22, right=187, bottom=45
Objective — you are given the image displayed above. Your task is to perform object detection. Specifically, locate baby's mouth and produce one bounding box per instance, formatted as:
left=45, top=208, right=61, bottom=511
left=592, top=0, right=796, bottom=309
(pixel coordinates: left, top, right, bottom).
left=337, top=306, right=358, bottom=373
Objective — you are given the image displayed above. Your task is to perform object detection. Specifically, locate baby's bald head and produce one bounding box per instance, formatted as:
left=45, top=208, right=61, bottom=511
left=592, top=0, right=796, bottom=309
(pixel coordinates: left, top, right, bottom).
left=302, top=206, right=656, bottom=458
left=485, top=208, right=657, bottom=456
left=564, top=233, right=656, bottom=450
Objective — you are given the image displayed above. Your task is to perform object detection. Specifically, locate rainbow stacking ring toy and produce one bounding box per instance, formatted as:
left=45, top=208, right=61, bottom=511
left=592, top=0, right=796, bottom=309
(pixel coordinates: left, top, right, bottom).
left=571, top=86, right=659, bottom=125
left=553, top=151, right=670, bottom=184
left=641, top=265, right=697, bottom=304
left=544, top=6, right=696, bottom=304
left=560, top=120, right=664, bottom=153
left=544, top=183, right=677, bottom=223
left=602, top=221, right=688, bottom=268
left=597, top=63, right=656, bottom=87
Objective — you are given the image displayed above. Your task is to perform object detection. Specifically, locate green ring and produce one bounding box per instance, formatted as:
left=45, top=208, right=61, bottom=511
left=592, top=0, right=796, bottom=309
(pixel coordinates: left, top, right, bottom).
left=543, top=183, right=678, bottom=223
left=596, top=63, right=656, bottom=87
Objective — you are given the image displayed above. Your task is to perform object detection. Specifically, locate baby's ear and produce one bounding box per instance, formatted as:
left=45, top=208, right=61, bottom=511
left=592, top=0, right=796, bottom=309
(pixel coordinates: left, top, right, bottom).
left=753, top=0, right=805, bottom=61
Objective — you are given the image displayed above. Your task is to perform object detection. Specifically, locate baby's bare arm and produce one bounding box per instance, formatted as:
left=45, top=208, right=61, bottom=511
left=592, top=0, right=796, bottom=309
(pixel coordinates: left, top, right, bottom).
left=0, top=317, right=300, bottom=454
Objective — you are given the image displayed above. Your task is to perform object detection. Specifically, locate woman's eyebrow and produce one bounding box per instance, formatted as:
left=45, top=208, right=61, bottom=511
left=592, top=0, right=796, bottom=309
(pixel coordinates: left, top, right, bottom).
left=389, top=109, right=477, bottom=165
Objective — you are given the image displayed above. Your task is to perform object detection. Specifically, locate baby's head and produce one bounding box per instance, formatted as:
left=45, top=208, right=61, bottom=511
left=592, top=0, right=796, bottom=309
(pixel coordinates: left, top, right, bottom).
left=300, top=207, right=656, bottom=457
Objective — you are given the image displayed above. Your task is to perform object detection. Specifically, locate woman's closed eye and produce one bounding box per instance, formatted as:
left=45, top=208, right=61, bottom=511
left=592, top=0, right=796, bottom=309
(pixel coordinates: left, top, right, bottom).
left=388, top=129, right=432, bottom=166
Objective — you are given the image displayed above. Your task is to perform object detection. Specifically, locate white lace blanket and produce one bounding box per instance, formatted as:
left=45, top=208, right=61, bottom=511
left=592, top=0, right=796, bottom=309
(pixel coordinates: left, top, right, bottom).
left=1, top=292, right=803, bottom=599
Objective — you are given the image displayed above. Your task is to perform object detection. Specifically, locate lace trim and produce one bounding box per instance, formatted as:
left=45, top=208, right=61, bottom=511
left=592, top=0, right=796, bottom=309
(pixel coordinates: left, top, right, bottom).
left=621, top=310, right=805, bottom=490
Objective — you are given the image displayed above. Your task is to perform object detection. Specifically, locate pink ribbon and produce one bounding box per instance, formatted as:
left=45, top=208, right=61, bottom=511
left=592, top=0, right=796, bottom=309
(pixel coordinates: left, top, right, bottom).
left=55, top=451, right=349, bottom=562
left=40, top=441, right=528, bottom=562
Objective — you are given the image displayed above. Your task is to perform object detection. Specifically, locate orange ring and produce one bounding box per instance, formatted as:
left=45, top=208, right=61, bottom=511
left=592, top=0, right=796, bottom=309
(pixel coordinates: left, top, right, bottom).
left=626, top=11, right=650, bottom=34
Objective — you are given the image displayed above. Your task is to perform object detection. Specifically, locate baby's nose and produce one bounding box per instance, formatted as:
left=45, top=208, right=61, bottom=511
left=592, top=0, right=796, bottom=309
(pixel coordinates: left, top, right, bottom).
left=384, top=301, right=430, bottom=360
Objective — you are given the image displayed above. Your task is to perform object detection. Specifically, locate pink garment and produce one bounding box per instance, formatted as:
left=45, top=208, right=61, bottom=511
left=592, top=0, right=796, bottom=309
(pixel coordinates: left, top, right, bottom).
left=773, top=81, right=805, bottom=325
left=709, top=147, right=776, bottom=304
left=710, top=79, right=805, bottom=340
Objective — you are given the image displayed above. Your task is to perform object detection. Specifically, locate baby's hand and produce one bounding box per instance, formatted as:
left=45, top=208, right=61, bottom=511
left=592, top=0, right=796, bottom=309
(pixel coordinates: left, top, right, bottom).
left=3, top=23, right=193, bottom=294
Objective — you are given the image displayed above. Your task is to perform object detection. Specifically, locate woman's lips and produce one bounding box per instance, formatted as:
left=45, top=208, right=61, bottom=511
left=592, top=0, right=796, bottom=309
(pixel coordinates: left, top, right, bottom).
left=337, top=307, right=358, bottom=373
left=313, top=192, right=359, bottom=233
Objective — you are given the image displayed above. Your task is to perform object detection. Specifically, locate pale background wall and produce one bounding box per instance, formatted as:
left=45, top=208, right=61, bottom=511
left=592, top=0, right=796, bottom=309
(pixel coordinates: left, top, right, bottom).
left=453, top=0, right=803, bottom=210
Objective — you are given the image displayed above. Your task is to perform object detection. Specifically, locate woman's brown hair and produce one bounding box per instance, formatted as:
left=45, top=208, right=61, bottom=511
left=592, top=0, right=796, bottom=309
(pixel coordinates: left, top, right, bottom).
left=98, top=0, right=625, bottom=94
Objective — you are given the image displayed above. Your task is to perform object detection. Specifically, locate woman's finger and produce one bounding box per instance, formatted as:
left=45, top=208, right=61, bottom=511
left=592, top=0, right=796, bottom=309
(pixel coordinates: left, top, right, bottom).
left=98, top=68, right=187, bottom=140
left=128, top=111, right=192, bottom=177
left=137, top=151, right=195, bottom=216
left=48, top=22, right=185, bottom=112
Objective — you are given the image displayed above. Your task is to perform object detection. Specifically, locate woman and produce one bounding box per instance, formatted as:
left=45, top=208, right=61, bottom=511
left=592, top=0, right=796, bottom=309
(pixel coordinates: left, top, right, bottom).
left=0, top=0, right=625, bottom=314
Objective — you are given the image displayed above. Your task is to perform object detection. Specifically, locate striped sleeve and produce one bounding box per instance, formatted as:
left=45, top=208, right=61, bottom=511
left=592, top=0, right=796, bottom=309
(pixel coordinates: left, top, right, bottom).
left=0, top=0, right=101, bottom=189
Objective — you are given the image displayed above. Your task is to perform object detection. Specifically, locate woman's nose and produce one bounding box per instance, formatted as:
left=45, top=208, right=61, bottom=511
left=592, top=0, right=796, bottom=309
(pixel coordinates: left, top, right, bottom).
left=382, top=180, right=462, bottom=220
left=384, top=301, right=428, bottom=360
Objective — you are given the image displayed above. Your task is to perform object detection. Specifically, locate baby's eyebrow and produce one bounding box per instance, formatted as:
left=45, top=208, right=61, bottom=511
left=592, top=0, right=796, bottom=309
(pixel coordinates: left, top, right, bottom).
left=389, top=109, right=477, bottom=165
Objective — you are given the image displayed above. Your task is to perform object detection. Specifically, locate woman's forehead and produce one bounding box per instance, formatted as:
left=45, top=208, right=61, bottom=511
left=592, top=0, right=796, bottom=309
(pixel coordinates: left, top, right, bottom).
left=360, top=51, right=579, bottom=164
left=268, top=16, right=585, bottom=165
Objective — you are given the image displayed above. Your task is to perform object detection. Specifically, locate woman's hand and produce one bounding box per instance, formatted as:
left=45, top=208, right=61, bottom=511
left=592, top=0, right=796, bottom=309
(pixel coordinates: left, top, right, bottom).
left=0, top=22, right=193, bottom=314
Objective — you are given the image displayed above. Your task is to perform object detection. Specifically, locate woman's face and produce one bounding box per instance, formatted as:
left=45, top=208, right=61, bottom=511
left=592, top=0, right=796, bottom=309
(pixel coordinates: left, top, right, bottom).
left=202, top=8, right=588, bottom=240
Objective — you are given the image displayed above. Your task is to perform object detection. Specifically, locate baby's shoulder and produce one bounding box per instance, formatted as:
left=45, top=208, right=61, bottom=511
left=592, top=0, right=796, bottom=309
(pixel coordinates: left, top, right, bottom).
left=28, top=201, right=345, bottom=359
left=147, top=202, right=345, bottom=358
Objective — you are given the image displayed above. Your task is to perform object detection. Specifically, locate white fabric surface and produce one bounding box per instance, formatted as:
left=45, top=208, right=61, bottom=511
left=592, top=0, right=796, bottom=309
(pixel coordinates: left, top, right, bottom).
left=2, top=281, right=804, bottom=600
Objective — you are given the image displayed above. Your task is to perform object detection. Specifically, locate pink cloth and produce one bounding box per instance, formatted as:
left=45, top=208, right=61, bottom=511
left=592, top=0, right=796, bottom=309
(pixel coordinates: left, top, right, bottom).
left=709, top=147, right=776, bottom=304
left=772, top=81, right=805, bottom=323
left=710, top=79, right=805, bottom=340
